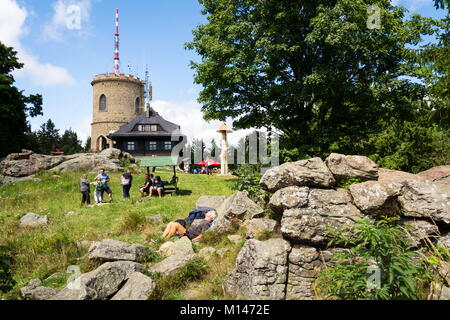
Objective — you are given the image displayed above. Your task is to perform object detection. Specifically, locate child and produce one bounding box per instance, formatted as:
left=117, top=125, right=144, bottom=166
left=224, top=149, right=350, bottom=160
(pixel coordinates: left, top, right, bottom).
left=92, top=178, right=103, bottom=204
left=80, top=174, right=91, bottom=206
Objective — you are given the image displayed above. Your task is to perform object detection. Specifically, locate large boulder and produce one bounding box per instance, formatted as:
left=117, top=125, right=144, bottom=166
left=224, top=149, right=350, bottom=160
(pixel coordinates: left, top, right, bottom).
left=196, top=196, right=227, bottom=209
left=225, top=239, right=291, bottom=300
left=99, top=148, right=122, bottom=160
left=88, top=240, right=151, bottom=263
left=0, top=153, right=68, bottom=177
left=325, top=153, right=378, bottom=181
left=19, top=213, right=49, bottom=228
left=157, top=237, right=194, bottom=257
left=50, top=153, right=123, bottom=173
left=212, top=191, right=264, bottom=232
left=349, top=181, right=403, bottom=216
left=399, top=219, right=440, bottom=246
left=269, top=186, right=309, bottom=215
left=281, top=189, right=364, bottom=245
left=378, top=168, right=426, bottom=184
left=49, top=261, right=144, bottom=300
left=260, top=158, right=335, bottom=192
left=398, top=180, right=450, bottom=224
left=148, top=254, right=197, bottom=276
left=111, top=272, right=156, bottom=300
left=418, top=166, right=450, bottom=186
left=20, top=279, right=57, bottom=300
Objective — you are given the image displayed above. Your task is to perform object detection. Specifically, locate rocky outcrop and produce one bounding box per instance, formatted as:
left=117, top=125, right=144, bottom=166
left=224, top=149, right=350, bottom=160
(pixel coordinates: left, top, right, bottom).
left=88, top=240, right=151, bottom=263
left=325, top=153, right=379, bottom=181
left=225, top=239, right=291, bottom=300
left=260, top=158, right=335, bottom=192
left=50, top=261, right=144, bottom=300
left=19, top=213, right=49, bottom=228
left=148, top=254, right=197, bottom=276
left=281, top=189, right=364, bottom=245
left=0, top=148, right=136, bottom=186
left=229, top=156, right=450, bottom=301
left=110, top=272, right=155, bottom=300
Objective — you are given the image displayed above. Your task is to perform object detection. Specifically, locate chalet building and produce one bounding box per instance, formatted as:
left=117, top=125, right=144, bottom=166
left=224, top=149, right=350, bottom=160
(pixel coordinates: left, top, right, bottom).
left=108, top=108, right=185, bottom=157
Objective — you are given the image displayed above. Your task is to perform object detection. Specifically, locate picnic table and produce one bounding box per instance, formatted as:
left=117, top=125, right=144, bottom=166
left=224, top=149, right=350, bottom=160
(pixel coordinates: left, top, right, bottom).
left=139, top=156, right=180, bottom=195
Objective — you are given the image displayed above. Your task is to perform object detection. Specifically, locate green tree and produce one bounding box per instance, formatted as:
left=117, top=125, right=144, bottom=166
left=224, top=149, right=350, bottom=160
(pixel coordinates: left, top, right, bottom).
left=0, top=42, right=42, bottom=157
left=59, top=129, right=83, bottom=155
left=36, top=119, right=60, bottom=154
left=84, top=137, right=92, bottom=152
left=186, top=0, right=439, bottom=167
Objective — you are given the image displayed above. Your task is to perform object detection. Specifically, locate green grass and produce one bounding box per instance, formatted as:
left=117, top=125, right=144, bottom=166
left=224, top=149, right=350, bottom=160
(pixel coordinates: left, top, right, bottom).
left=0, top=168, right=238, bottom=299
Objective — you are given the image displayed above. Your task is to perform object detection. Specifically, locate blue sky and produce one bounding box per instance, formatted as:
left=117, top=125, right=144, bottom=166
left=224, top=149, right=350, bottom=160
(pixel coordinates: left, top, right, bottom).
left=0, top=0, right=446, bottom=145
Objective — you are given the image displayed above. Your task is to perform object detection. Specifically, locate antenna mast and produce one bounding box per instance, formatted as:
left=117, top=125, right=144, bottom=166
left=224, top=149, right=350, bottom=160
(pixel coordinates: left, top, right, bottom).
left=114, top=9, right=120, bottom=74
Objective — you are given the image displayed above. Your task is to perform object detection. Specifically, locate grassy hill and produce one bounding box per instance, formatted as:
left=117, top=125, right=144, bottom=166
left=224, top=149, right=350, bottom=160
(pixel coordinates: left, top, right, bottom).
left=0, top=168, right=242, bottom=300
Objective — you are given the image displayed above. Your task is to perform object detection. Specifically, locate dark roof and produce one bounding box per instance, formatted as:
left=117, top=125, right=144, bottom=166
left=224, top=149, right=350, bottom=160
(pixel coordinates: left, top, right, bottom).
left=109, top=108, right=185, bottom=138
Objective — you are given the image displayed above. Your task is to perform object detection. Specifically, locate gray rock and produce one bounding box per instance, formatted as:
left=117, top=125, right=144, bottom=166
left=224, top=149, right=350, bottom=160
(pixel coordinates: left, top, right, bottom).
left=211, top=191, right=264, bottom=233
left=378, top=168, right=427, bottom=184
left=198, top=247, right=217, bottom=259
left=88, top=239, right=151, bottom=262
left=19, top=213, right=49, bottom=228
left=21, top=284, right=57, bottom=300
left=269, top=186, right=309, bottom=214
left=438, top=233, right=450, bottom=250
left=111, top=272, right=155, bottom=300
left=148, top=254, right=197, bottom=276
left=49, top=261, right=144, bottom=300
left=349, top=181, right=403, bottom=216
left=260, top=157, right=335, bottom=192
left=429, top=282, right=450, bottom=300
left=99, top=148, right=123, bottom=160
left=400, top=219, right=439, bottom=245
left=146, top=214, right=163, bottom=225
left=417, top=166, right=450, bottom=184
left=0, top=153, right=67, bottom=177
left=245, top=218, right=278, bottom=238
left=50, top=153, right=123, bottom=173
left=325, top=153, right=378, bottom=181
left=196, top=196, right=227, bottom=209
left=226, top=238, right=291, bottom=300
left=281, top=189, right=364, bottom=245
left=286, top=245, right=343, bottom=300
left=398, top=180, right=450, bottom=224
left=157, top=237, right=194, bottom=256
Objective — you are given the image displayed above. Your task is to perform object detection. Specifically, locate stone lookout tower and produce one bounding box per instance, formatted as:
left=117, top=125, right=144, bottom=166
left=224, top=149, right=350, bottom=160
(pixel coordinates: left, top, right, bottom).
left=90, top=73, right=145, bottom=151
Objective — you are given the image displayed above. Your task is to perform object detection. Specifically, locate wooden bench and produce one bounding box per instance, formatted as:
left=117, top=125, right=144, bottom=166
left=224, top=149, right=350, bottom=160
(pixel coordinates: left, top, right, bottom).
left=162, top=176, right=179, bottom=196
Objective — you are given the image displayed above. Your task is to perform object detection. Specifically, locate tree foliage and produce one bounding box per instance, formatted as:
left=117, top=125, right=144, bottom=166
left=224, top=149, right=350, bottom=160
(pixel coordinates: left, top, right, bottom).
left=187, top=0, right=449, bottom=172
left=0, top=42, right=42, bottom=157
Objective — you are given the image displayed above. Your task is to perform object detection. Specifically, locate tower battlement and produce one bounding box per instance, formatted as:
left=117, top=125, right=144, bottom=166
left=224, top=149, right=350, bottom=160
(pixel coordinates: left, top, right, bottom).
left=91, top=73, right=144, bottom=86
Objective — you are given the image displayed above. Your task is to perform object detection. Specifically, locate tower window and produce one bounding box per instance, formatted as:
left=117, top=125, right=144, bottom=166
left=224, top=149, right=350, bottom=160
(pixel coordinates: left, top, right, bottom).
left=99, top=94, right=107, bottom=111
left=135, top=97, right=141, bottom=114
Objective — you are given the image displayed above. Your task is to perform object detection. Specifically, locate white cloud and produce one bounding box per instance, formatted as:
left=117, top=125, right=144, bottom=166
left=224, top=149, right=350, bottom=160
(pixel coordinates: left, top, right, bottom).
left=43, top=0, right=93, bottom=42
left=152, top=100, right=254, bottom=147
left=0, top=0, right=75, bottom=86
left=391, top=0, right=431, bottom=10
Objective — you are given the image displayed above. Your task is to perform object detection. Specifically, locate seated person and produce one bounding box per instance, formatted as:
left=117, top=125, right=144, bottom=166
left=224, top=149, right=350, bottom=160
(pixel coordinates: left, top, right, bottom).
left=139, top=174, right=153, bottom=197
left=149, top=175, right=164, bottom=198
left=162, top=209, right=217, bottom=242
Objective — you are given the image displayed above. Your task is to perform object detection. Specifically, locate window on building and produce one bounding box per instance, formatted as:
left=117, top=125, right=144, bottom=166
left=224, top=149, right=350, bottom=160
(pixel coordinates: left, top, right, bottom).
left=137, top=124, right=157, bottom=132
left=135, top=97, right=141, bottom=114
left=127, top=141, right=136, bottom=151
left=151, top=125, right=157, bottom=132
left=99, top=94, right=107, bottom=111
left=164, top=141, right=172, bottom=150
left=148, top=141, right=157, bottom=151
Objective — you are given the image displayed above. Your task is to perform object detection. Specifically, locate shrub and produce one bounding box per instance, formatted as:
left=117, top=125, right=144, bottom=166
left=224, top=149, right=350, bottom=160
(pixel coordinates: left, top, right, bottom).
left=117, top=211, right=146, bottom=234
left=316, top=217, right=434, bottom=300
left=0, top=245, right=15, bottom=294
left=232, top=164, right=268, bottom=201
left=336, top=177, right=361, bottom=189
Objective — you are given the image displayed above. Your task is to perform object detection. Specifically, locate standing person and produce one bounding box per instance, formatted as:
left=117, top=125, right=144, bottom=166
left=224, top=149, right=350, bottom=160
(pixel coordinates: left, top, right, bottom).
left=149, top=176, right=164, bottom=198
left=206, top=158, right=212, bottom=175
left=80, top=174, right=91, bottom=206
left=92, top=178, right=103, bottom=204
left=96, top=169, right=113, bottom=202
left=120, top=170, right=133, bottom=199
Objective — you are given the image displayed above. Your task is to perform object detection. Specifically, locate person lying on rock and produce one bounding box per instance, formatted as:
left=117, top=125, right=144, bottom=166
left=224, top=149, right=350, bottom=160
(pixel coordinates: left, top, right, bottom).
left=162, top=209, right=217, bottom=242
